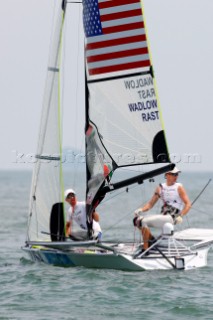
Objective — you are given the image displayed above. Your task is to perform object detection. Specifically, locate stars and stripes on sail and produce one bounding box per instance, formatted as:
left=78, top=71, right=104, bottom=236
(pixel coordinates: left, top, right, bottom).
left=83, top=0, right=151, bottom=76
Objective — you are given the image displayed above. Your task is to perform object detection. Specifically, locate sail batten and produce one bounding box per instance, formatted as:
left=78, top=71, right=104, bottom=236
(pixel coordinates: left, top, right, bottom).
left=48, top=67, right=60, bottom=72
left=87, top=69, right=152, bottom=84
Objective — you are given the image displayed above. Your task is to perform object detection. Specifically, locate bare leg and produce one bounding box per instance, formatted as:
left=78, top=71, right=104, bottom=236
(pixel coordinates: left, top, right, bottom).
left=142, top=227, right=153, bottom=250
left=92, top=211, right=100, bottom=222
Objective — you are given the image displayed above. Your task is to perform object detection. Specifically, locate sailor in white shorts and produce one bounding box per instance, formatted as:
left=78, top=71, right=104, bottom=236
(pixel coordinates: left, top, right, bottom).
left=133, top=167, right=191, bottom=250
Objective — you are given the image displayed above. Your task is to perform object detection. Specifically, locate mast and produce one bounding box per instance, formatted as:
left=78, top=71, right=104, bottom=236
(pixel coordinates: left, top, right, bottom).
left=85, top=71, right=93, bottom=236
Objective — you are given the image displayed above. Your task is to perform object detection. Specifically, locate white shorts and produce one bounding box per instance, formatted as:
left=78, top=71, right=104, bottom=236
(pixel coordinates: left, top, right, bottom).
left=142, top=214, right=174, bottom=229
left=92, top=220, right=102, bottom=240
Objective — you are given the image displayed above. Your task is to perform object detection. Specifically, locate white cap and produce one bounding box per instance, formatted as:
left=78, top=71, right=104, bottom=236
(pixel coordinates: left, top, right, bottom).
left=166, top=166, right=181, bottom=174
left=64, top=188, right=76, bottom=199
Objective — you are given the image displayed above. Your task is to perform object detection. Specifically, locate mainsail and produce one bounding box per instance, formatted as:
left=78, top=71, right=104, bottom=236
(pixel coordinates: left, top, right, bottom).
left=82, top=0, right=170, bottom=214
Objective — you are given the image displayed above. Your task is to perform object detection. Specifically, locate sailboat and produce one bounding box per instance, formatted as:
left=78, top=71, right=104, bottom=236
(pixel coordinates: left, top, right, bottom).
left=22, top=0, right=213, bottom=271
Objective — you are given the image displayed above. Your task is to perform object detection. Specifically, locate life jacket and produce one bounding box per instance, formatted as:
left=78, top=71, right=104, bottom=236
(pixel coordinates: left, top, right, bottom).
left=159, top=183, right=184, bottom=218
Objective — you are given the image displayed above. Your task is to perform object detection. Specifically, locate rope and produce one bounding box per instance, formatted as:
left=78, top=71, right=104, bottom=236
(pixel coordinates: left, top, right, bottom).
left=191, top=179, right=211, bottom=206
left=184, top=178, right=212, bottom=228
left=101, top=178, right=212, bottom=245
left=100, top=184, right=139, bottom=205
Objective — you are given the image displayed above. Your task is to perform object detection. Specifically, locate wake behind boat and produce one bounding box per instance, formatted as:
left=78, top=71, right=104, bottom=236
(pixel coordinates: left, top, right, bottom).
left=22, top=0, right=213, bottom=271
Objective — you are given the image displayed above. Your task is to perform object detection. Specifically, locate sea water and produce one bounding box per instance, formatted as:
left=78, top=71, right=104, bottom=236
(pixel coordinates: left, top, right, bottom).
left=0, top=170, right=213, bottom=320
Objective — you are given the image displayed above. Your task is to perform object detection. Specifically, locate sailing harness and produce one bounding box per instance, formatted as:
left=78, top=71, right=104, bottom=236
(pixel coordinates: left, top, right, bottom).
left=159, top=183, right=181, bottom=222
left=133, top=183, right=182, bottom=227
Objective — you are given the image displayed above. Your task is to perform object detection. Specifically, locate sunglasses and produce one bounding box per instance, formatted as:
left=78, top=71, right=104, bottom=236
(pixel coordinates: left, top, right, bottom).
left=168, top=173, right=179, bottom=177
left=67, top=193, right=76, bottom=199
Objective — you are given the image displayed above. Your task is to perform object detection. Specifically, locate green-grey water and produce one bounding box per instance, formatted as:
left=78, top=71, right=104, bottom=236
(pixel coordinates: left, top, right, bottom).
left=0, top=170, right=213, bottom=319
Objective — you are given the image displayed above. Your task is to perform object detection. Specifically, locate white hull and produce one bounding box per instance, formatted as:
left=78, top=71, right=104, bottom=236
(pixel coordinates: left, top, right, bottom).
left=22, top=247, right=210, bottom=271
left=122, top=247, right=210, bottom=270
left=22, top=234, right=212, bottom=271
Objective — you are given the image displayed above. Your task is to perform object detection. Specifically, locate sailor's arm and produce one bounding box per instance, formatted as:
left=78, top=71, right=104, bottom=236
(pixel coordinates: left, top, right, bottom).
left=135, top=186, right=160, bottom=214
left=178, top=185, right=191, bottom=217
left=65, top=221, right=71, bottom=236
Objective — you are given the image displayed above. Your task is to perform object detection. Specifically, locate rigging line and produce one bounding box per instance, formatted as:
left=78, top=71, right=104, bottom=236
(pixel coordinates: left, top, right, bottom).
left=61, top=1, right=67, bottom=131
left=190, top=207, right=209, bottom=215
left=185, top=178, right=212, bottom=227
left=100, top=169, right=153, bottom=205
left=72, top=6, right=82, bottom=188
left=74, top=5, right=81, bottom=149
left=100, top=181, right=153, bottom=231
left=103, top=179, right=212, bottom=238
left=100, top=182, right=152, bottom=235
left=102, top=201, right=148, bottom=235
left=100, top=184, right=139, bottom=205
left=103, top=209, right=132, bottom=233
left=191, top=179, right=212, bottom=206
left=100, top=175, right=155, bottom=206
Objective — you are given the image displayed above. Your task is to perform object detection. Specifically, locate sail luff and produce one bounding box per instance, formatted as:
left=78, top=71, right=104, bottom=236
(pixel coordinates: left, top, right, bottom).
left=141, top=2, right=170, bottom=159
left=27, top=1, right=66, bottom=242
left=29, top=4, right=65, bottom=206
left=58, top=9, right=66, bottom=224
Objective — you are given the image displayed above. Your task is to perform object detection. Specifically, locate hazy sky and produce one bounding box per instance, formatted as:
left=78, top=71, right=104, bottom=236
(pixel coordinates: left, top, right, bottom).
left=0, top=0, right=213, bottom=172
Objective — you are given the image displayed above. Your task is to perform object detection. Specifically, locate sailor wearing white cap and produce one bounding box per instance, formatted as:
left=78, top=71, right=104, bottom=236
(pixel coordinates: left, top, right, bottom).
left=65, top=189, right=102, bottom=240
left=133, top=167, right=191, bottom=251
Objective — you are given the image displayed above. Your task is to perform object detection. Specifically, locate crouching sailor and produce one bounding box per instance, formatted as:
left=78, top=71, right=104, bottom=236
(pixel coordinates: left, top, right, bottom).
left=65, top=189, right=102, bottom=241
left=133, top=167, right=191, bottom=250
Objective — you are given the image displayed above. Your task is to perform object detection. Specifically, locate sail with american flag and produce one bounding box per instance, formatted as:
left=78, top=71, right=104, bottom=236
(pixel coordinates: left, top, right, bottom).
left=82, top=0, right=170, bottom=212
left=83, top=0, right=151, bottom=78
